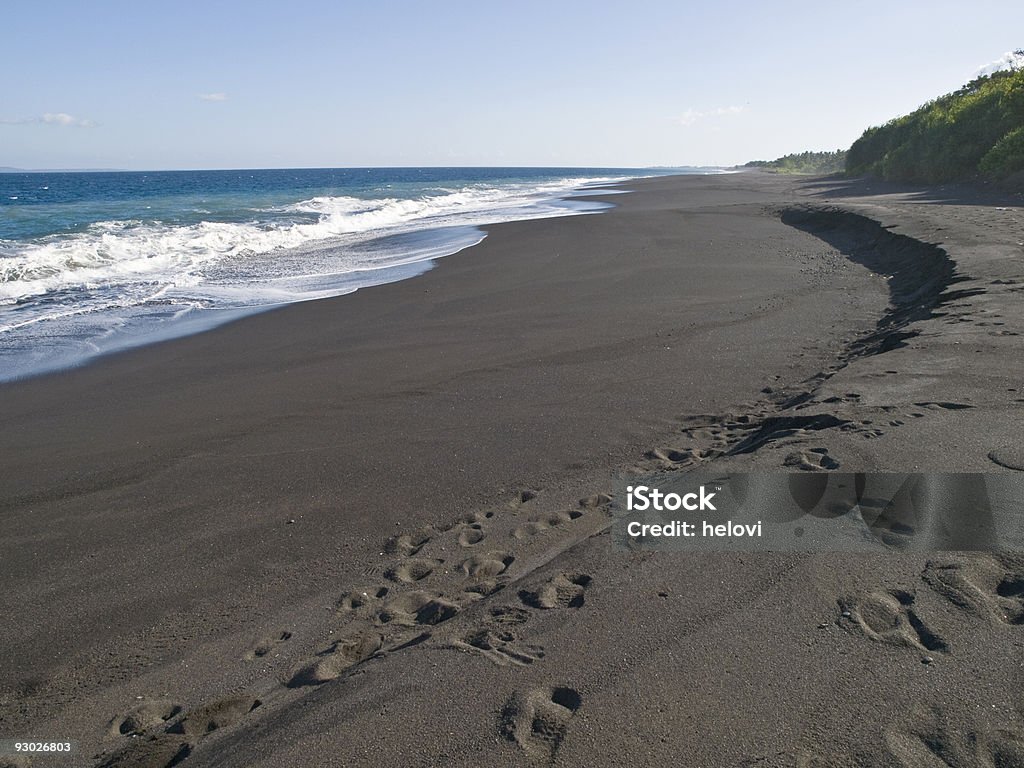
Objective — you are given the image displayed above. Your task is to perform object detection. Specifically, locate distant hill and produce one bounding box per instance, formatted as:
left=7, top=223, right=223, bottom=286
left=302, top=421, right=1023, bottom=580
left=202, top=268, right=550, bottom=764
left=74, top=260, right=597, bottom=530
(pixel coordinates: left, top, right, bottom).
left=847, top=56, right=1024, bottom=185
left=743, top=150, right=846, bottom=175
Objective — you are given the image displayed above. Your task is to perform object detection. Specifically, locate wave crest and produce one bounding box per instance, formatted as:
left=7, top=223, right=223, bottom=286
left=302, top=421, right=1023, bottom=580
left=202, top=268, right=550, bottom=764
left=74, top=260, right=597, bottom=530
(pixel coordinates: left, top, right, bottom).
left=0, top=179, right=611, bottom=303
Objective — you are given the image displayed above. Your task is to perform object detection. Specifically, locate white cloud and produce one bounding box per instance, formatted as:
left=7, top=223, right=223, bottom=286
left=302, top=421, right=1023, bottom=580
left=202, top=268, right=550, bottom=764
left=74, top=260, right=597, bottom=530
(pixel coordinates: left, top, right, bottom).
left=975, top=50, right=1024, bottom=77
left=42, top=112, right=94, bottom=127
left=675, top=105, right=745, bottom=127
left=0, top=113, right=93, bottom=127
left=199, top=92, right=228, bottom=102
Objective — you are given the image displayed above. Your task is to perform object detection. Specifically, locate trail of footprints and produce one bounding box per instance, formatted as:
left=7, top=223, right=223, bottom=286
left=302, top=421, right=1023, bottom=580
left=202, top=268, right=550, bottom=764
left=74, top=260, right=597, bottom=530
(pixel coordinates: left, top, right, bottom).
left=80, top=255, right=1017, bottom=766
left=89, top=478, right=1024, bottom=766
left=91, top=393, right=1009, bottom=768
left=97, top=491, right=604, bottom=767
left=291, top=498, right=597, bottom=712
left=818, top=555, right=1024, bottom=764
left=839, top=554, right=1024, bottom=660
left=636, top=382, right=981, bottom=474
left=100, top=695, right=262, bottom=768
left=95, top=364, right=1003, bottom=767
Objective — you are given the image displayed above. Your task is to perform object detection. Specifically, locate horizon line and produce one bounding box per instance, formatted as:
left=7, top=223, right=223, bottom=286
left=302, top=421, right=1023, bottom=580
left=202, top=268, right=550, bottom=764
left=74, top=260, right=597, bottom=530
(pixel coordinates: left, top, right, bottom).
left=0, top=163, right=730, bottom=175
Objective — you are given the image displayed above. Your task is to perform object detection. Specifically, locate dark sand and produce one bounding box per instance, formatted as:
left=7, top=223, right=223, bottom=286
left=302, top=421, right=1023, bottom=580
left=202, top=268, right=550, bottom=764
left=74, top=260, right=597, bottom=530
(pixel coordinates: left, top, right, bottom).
left=2, top=173, right=1024, bottom=767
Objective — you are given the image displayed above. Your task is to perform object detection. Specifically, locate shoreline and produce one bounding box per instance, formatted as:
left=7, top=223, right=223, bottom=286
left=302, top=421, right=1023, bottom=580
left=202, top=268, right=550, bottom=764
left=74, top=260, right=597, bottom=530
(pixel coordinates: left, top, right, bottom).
left=0, top=172, right=645, bottom=384
left=3, top=172, right=1023, bottom=767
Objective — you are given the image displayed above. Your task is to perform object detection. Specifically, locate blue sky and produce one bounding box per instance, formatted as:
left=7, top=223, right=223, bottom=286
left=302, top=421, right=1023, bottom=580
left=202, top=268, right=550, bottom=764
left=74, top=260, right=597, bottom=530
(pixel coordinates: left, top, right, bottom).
left=3, top=1, right=1023, bottom=170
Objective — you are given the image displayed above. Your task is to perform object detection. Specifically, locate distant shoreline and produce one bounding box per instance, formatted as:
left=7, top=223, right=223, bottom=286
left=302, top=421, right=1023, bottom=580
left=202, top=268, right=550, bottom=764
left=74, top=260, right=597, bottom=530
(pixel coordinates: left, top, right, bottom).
left=1, top=168, right=670, bottom=382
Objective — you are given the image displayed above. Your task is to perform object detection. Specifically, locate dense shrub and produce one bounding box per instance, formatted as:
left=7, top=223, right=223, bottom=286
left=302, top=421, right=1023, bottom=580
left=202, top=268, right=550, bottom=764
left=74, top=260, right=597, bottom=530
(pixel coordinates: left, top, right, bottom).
left=979, top=125, right=1024, bottom=177
left=744, top=151, right=846, bottom=174
left=846, top=61, right=1024, bottom=184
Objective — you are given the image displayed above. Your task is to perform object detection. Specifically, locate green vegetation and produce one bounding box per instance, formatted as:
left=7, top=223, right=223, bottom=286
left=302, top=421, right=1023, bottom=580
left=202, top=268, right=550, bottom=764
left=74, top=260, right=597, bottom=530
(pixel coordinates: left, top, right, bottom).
left=847, top=54, right=1024, bottom=184
left=979, top=125, right=1024, bottom=178
left=743, top=150, right=847, bottom=175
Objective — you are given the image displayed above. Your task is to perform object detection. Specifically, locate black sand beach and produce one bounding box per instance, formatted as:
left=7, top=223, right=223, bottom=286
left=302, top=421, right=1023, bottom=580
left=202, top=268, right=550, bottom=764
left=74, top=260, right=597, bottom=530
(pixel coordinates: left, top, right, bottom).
left=3, top=172, right=1024, bottom=767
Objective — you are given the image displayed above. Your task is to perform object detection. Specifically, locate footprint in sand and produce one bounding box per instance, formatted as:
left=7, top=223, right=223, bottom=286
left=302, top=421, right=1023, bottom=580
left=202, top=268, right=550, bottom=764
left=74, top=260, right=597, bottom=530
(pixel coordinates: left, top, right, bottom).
left=458, top=510, right=495, bottom=524
left=783, top=447, right=840, bottom=470
left=578, top=493, right=613, bottom=509
left=386, top=557, right=444, bottom=584
left=645, top=446, right=719, bottom=470
left=459, top=627, right=545, bottom=667
left=924, top=555, right=1024, bottom=625
left=457, top=605, right=544, bottom=667
left=463, top=580, right=504, bottom=599
left=459, top=552, right=514, bottom=597
left=165, top=696, right=262, bottom=738
left=885, top=704, right=1024, bottom=768
left=487, top=605, right=533, bottom=625
left=107, top=699, right=183, bottom=737
left=337, top=586, right=390, bottom=618
left=989, top=445, right=1024, bottom=471
left=840, top=589, right=947, bottom=654
left=99, top=696, right=262, bottom=768
left=500, top=687, right=583, bottom=762
left=98, top=736, right=192, bottom=768
left=243, top=630, right=293, bottom=661
left=383, top=526, right=435, bottom=557
left=677, top=413, right=746, bottom=448
left=857, top=425, right=886, bottom=439
left=512, top=510, right=582, bottom=539
left=375, top=590, right=461, bottom=626
left=287, top=632, right=382, bottom=687
left=519, top=573, right=593, bottom=610
left=461, top=552, right=515, bottom=579
left=457, top=523, right=487, bottom=547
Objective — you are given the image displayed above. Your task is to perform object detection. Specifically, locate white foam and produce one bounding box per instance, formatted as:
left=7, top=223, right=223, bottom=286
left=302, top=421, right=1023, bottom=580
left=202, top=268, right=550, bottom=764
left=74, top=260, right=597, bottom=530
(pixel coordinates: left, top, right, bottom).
left=0, top=178, right=614, bottom=306
left=0, top=176, right=627, bottom=378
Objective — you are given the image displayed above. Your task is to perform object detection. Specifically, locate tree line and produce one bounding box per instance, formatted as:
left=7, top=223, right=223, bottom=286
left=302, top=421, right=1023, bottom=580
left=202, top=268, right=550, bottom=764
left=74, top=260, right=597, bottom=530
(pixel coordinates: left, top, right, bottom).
left=846, top=53, right=1024, bottom=184
left=743, top=151, right=847, bottom=175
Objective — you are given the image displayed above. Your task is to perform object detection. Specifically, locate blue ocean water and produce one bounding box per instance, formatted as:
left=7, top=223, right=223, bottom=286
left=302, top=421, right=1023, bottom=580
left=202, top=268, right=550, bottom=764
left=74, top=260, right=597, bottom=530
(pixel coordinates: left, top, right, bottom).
left=0, top=167, right=703, bottom=381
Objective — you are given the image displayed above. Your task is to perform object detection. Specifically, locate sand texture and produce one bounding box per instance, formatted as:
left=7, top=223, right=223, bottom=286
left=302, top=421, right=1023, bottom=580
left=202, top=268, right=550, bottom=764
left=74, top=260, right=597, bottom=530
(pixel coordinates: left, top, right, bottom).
left=2, top=173, right=1024, bottom=767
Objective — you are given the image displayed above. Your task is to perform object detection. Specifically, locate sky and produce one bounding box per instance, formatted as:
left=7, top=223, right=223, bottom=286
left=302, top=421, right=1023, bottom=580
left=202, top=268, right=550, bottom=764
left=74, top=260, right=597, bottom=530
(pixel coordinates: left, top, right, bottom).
left=3, top=1, right=1023, bottom=170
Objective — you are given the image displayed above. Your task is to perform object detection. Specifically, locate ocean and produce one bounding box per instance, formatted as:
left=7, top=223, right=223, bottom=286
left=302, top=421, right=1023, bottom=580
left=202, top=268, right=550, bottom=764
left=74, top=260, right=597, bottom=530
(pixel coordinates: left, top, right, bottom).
left=0, top=167, right=703, bottom=381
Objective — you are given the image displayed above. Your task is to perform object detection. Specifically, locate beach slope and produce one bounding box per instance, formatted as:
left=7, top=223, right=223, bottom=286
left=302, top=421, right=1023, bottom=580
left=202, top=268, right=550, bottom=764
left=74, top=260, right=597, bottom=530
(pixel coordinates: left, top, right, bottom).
left=2, top=173, right=1023, bottom=767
